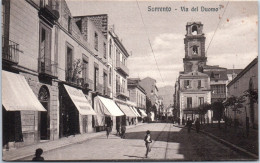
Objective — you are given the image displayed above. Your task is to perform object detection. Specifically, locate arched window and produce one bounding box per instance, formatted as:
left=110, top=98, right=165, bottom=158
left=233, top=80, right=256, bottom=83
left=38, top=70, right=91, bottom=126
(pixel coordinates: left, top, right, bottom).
left=192, top=25, right=198, bottom=35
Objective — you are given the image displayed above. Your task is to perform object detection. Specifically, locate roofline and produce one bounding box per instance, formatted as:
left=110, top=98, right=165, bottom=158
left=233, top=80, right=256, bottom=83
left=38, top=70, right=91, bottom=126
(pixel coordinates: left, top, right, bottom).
left=113, top=36, right=130, bottom=57
left=227, top=57, right=258, bottom=87
left=73, top=14, right=108, bottom=18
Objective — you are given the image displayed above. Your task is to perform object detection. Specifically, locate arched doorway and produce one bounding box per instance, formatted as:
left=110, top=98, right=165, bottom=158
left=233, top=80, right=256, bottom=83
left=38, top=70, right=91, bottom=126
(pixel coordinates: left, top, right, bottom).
left=38, top=86, right=50, bottom=140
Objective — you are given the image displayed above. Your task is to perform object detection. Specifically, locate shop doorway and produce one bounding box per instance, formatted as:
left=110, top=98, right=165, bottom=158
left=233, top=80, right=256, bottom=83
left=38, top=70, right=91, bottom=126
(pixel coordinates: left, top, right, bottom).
left=38, top=86, right=50, bottom=140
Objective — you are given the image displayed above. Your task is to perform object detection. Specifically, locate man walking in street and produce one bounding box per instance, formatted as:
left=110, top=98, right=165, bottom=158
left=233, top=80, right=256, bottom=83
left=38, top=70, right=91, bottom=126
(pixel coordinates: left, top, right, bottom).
left=186, top=118, right=192, bottom=133
left=144, top=130, right=152, bottom=158
left=195, top=118, right=200, bottom=133
left=121, top=125, right=126, bottom=139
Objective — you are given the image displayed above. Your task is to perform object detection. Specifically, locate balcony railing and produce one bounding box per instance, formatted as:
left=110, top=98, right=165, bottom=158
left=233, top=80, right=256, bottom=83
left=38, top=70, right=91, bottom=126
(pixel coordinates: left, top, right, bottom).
left=211, top=93, right=226, bottom=99
left=38, top=57, right=58, bottom=78
left=39, top=0, right=60, bottom=25
left=116, top=60, right=129, bottom=76
left=116, top=85, right=129, bottom=98
left=2, top=36, right=19, bottom=64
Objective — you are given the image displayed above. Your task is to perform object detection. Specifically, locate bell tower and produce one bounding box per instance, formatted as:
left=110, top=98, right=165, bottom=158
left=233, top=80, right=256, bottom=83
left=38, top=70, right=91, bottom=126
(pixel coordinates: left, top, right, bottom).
left=183, top=22, right=207, bottom=73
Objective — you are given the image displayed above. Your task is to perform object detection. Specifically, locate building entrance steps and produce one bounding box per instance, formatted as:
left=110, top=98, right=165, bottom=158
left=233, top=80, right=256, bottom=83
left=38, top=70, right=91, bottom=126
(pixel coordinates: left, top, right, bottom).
left=3, top=122, right=145, bottom=161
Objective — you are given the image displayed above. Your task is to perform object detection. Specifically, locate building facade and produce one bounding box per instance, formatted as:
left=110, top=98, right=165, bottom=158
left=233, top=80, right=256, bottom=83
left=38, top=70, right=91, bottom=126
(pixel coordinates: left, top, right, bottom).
left=203, top=65, right=228, bottom=103
left=2, top=0, right=113, bottom=149
left=127, top=78, right=146, bottom=110
left=139, top=77, right=159, bottom=111
left=177, top=22, right=212, bottom=124
left=226, top=58, right=258, bottom=129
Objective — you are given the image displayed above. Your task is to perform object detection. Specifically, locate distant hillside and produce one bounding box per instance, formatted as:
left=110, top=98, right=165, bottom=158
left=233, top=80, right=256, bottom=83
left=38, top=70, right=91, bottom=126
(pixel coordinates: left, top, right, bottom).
left=158, top=85, right=175, bottom=108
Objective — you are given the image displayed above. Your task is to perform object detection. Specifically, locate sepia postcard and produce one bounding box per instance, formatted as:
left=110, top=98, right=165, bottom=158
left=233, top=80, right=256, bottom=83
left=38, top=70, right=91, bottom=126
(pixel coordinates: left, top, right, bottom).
left=1, top=0, right=258, bottom=161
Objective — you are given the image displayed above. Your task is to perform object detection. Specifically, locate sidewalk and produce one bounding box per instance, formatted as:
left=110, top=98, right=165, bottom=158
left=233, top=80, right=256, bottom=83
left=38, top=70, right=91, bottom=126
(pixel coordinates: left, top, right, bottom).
left=3, top=123, right=145, bottom=161
left=173, top=123, right=258, bottom=159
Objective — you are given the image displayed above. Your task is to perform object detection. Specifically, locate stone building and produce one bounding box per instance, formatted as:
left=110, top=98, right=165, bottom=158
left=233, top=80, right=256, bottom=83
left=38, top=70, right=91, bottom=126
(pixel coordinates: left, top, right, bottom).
left=107, top=27, right=137, bottom=127
left=203, top=65, right=228, bottom=103
left=2, top=0, right=61, bottom=149
left=139, top=77, right=159, bottom=108
left=2, top=0, right=114, bottom=149
left=177, top=22, right=212, bottom=124
left=226, top=58, right=258, bottom=129
left=127, top=78, right=146, bottom=110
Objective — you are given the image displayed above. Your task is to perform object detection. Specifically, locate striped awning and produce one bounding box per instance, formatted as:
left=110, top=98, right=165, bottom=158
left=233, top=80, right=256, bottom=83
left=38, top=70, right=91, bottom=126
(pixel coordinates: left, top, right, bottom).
left=2, top=70, right=46, bottom=111
left=117, top=103, right=136, bottom=117
left=64, top=84, right=96, bottom=115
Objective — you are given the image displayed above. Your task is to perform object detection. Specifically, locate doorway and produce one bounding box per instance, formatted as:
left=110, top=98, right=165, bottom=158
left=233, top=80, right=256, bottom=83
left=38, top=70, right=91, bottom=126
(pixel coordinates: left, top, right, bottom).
left=38, top=86, right=50, bottom=140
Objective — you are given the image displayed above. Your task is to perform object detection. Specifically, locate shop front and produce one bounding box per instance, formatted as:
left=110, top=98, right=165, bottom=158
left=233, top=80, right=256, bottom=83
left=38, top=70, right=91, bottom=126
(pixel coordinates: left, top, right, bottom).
left=94, top=96, right=124, bottom=132
left=2, top=71, right=46, bottom=149
left=116, top=103, right=137, bottom=126
left=59, top=84, right=96, bottom=138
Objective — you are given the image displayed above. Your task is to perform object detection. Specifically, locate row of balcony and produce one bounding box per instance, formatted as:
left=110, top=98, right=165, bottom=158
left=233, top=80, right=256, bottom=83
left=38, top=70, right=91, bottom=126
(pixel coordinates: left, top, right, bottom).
left=116, top=59, right=129, bottom=76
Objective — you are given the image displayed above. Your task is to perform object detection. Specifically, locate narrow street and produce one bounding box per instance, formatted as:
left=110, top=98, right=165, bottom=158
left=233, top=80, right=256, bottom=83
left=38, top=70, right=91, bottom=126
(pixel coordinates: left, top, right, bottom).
left=21, top=123, right=251, bottom=161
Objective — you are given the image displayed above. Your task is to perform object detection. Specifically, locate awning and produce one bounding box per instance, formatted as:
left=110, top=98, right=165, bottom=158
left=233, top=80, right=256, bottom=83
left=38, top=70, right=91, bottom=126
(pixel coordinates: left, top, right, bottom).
left=117, top=103, right=136, bottom=117
left=2, top=70, right=46, bottom=111
left=95, top=96, right=124, bottom=116
left=130, top=106, right=141, bottom=117
left=64, top=85, right=96, bottom=115
left=139, top=109, right=147, bottom=117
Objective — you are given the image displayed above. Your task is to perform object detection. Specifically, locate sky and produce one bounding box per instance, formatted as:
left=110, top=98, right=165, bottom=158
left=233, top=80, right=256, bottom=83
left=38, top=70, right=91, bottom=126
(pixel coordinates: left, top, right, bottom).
left=66, top=0, right=258, bottom=87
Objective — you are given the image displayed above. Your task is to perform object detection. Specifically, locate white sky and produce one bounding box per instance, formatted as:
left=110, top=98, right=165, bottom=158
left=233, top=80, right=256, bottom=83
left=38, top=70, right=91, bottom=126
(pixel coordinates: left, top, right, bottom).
left=66, top=1, right=258, bottom=87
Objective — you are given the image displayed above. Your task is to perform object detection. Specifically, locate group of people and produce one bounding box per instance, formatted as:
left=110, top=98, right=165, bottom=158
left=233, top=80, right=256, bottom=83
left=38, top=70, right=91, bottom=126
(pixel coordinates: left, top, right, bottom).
left=116, top=123, right=126, bottom=139
left=186, top=118, right=200, bottom=133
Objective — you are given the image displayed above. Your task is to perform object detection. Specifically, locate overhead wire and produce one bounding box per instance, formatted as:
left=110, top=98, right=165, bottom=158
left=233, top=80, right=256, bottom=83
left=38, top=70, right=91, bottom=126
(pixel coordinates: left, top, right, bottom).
left=205, top=1, right=230, bottom=55
left=136, top=0, right=165, bottom=84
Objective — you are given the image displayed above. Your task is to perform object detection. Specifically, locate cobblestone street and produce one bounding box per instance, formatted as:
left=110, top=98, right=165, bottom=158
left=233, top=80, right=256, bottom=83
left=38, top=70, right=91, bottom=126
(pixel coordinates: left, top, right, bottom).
left=21, top=123, right=252, bottom=161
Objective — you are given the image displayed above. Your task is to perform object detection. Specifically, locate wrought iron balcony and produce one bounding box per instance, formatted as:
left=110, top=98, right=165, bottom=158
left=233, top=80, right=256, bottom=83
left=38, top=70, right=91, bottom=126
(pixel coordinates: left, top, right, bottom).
left=39, top=0, right=60, bottom=26
left=38, top=57, right=58, bottom=78
left=2, top=36, right=19, bottom=64
left=116, top=85, right=129, bottom=98
left=116, top=59, right=129, bottom=76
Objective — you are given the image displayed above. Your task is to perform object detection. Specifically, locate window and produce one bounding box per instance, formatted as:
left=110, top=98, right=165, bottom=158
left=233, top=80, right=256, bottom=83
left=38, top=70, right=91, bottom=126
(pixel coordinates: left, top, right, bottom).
left=103, top=72, right=107, bottom=95
left=211, top=85, right=226, bottom=94
left=198, top=80, right=201, bottom=88
left=184, top=80, right=190, bottom=88
left=94, top=65, right=99, bottom=91
left=39, top=23, right=52, bottom=73
left=103, top=42, right=106, bottom=59
left=109, top=39, right=112, bottom=58
left=199, top=97, right=204, bottom=106
left=187, top=97, right=192, bottom=109
left=116, top=75, right=120, bottom=92
left=94, top=32, right=98, bottom=51
left=66, top=46, right=73, bottom=81
left=82, top=59, right=88, bottom=82
left=109, top=67, right=112, bottom=85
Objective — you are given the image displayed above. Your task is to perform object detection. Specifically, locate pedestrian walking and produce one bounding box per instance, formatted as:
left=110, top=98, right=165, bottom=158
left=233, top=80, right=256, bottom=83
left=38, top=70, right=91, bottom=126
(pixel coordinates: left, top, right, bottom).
left=121, top=125, right=126, bottom=139
left=32, top=148, right=44, bottom=161
left=195, top=118, right=200, bottom=133
left=186, top=118, right=192, bottom=133
left=106, top=125, right=110, bottom=139
left=144, top=130, right=152, bottom=158
left=116, top=123, right=121, bottom=136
